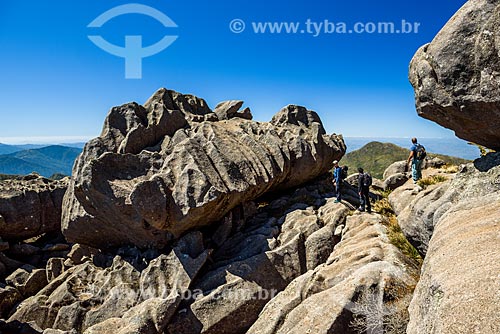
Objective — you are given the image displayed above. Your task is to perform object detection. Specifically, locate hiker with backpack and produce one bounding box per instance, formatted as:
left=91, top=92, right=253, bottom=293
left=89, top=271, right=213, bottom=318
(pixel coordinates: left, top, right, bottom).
left=357, top=167, right=372, bottom=213
left=333, top=160, right=347, bottom=203
left=407, top=137, right=426, bottom=183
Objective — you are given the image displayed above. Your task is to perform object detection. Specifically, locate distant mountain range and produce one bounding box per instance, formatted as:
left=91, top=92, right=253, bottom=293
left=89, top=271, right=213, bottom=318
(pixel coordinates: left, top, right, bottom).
left=0, top=143, right=46, bottom=155
left=0, top=138, right=478, bottom=180
left=0, top=145, right=82, bottom=177
left=0, top=142, right=85, bottom=155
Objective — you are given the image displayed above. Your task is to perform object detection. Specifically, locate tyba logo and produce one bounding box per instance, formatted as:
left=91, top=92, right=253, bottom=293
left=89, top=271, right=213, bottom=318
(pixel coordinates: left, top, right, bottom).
left=88, top=4, right=178, bottom=79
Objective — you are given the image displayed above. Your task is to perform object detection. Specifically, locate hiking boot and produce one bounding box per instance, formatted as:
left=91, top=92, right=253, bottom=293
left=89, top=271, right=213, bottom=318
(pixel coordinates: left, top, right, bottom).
left=357, top=207, right=365, bottom=212
left=334, top=199, right=341, bottom=203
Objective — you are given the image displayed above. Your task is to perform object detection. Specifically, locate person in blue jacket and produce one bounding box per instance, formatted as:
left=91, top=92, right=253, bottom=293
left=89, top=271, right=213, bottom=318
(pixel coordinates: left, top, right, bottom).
left=333, top=160, right=343, bottom=203
left=407, top=137, right=425, bottom=183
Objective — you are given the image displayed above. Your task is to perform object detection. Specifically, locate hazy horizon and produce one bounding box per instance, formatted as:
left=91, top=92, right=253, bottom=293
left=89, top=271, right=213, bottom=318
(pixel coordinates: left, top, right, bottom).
left=0, top=135, right=480, bottom=161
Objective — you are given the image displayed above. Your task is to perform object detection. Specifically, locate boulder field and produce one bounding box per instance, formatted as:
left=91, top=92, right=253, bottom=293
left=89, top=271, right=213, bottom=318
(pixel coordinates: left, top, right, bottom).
left=1, top=0, right=500, bottom=332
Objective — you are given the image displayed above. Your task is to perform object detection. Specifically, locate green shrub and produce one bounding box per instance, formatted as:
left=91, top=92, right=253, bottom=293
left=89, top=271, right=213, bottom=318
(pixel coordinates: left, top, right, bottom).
left=385, top=216, right=422, bottom=264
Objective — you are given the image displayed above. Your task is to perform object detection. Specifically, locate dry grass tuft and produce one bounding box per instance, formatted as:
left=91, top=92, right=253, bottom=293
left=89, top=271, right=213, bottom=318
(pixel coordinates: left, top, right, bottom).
left=417, top=175, right=447, bottom=188
left=350, top=281, right=417, bottom=334
left=441, top=164, right=459, bottom=174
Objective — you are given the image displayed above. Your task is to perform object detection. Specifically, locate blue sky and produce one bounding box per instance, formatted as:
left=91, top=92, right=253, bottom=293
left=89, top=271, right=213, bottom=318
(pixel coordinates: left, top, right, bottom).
left=0, top=0, right=468, bottom=143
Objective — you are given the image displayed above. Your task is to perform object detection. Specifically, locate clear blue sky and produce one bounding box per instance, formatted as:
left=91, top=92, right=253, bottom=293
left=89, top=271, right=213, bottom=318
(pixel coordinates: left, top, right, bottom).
left=0, top=0, right=468, bottom=143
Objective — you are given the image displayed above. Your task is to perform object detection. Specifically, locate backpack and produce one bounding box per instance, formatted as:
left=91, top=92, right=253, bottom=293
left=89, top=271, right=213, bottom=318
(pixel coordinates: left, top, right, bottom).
left=363, top=173, right=372, bottom=187
left=341, top=166, right=349, bottom=180
left=415, top=144, right=427, bottom=160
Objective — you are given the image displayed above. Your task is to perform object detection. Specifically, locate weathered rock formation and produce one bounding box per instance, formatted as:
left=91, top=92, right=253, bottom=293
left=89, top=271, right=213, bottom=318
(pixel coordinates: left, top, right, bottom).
left=0, top=175, right=68, bottom=241
left=0, top=175, right=69, bottom=289
left=407, top=0, right=500, bottom=330
left=409, top=0, right=500, bottom=150
left=248, top=212, right=419, bottom=334
left=387, top=167, right=453, bottom=256
left=167, top=195, right=348, bottom=334
left=2, top=176, right=358, bottom=334
left=5, top=1, right=500, bottom=327
left=383, top=157, right=500, bottom=334
left=62, top=89, right=346, bottom=249
left=394, top=153, right=500, bottom=334
left=7, top=233, right=209, bottom=334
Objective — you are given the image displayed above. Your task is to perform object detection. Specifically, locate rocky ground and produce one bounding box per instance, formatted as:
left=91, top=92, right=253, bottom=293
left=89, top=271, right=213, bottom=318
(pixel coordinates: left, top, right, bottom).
left=2, top=0, right=500, bottom=332
left=0, top=88, right=421, bottom=334
left=4, top=145, right=498, bottom=334
left=392, top=154, right=500, bottom=334
left=1, top=100, right=499, bottom=334
left=0, top=166, right=422, bottom=334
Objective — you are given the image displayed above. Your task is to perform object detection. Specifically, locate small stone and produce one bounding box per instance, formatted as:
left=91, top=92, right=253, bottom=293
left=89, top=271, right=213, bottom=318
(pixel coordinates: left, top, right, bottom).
left=46, top=258, right=65, bottom=282
left=0, top=285, right=23, bottom=319
left=0, top=240, right=9, bottom=252
left=65, top=244, right=99, bottom=266
left=10, top=243, right=40, bottom=257
left=42, top=244, right=71, bottom=252
left=6, top=265, right=47, bottom=297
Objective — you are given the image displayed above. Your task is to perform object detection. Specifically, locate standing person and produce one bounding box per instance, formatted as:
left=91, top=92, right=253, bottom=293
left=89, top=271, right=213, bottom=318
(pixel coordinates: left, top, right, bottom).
left=333, top=160, right=343, bottom=203
left=357, top=167, right=372, bottom=213
left=407, top=137, right=426, bottom=183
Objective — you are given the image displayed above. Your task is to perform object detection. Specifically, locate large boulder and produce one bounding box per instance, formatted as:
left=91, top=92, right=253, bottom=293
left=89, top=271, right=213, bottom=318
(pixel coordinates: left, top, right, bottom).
left=405, top=152, right=500, bottom=334
left=5, top=265, right=48, bottom=298
left=422, top=157, right=446, bottom=170
left=0, top=175, right=68, bottom=241
left=61, top=89, right=345, bottom=249
left=383, top=173, right=409, bottom=191
left=0, top=284, right=22, bottom=319
left=213, top=100, right=252, bottom=120
left=409, top=0, right=500, bottom=150
left=388, top=183, right=422, bottom=216
left=383, top=161, right=408, bottom=180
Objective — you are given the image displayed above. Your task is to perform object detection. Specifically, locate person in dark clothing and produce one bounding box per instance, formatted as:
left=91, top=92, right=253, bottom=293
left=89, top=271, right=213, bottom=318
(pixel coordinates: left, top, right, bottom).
left=333, top=160, right=343, bottom=203
left=357, top=167, right=371, bottom=213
